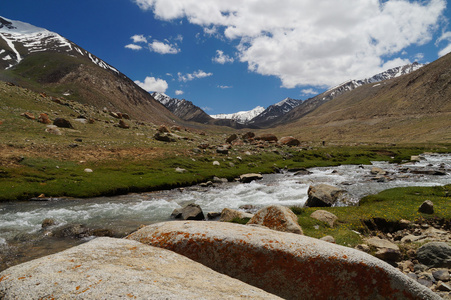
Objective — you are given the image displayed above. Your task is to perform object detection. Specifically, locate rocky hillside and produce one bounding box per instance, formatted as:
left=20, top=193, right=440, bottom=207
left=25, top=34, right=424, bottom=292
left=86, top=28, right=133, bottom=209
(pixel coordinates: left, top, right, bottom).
left=0, top=16, right=178, bottom=126
left=274, top=53, right=451, bottom=144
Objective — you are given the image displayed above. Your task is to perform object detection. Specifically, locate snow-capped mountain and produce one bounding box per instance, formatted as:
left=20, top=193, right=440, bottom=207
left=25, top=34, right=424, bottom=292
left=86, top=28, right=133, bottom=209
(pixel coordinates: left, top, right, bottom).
left=151, top=92, right=213, bottom=123
left=210, top=106, right=265, bottom=124
left=0, top=16, right=118, bottom=74
left=247, top=98, right=302, bottom=126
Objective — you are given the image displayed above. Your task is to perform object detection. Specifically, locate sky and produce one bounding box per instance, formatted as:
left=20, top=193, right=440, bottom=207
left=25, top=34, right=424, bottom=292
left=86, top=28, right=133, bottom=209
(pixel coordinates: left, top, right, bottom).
left=1, top=0, right=451, bottom=114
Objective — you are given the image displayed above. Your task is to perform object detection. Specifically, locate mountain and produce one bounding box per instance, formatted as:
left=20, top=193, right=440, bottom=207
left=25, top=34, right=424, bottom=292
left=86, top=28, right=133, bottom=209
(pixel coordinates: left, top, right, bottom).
left=248, top=98, right=302, bottom=127
left=151, top=92, right=213, bottom=124
left=210, top=106, right=265, bottom=124
left=275, top=53, right=451, bottom=143
left=269, top=63, right=425, bottom=127
left=0, top=16, right=177, bottom=125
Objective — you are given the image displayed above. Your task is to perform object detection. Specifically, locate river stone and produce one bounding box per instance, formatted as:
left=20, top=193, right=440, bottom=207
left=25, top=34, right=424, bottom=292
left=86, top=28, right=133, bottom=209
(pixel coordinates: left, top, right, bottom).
left=418, top=200, right=434, bottom=214
left=305, top=184, right=345, bottom=207
left=417, top=242, right=451, bottom=268
left=127, top=221, right=440, bottom=300
left=247, top=205, right=303, bottom=235
left=432, top=269, right=450, bottom=281
left=310, top=210, right=338, bottom=227
left=220, top=208, right=253, bottom=222
left=179, top=203, right=205, bottom=220
left=240, top=173, right=263, bottom=183
left=0, top=237, right=279, bottom=299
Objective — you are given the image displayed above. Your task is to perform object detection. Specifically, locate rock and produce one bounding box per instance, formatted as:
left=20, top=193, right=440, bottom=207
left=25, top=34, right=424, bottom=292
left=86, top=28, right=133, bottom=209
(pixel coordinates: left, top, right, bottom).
left=419, top=200, right=434, bottom=214
left=432, top=270, right=450, bottom=281
left=255, top=134, right=278, bottom=142
left=305, top=184, right=346, bottom=207
left=41, top=218, right=57, bottom=229
left=127, top=221, right=439, bottom=300
left=320, top=235, right=335, bottom=243
left=45, top=126, right=62, bottom=135
left=154, top=132, right=175, bottom=142
left=84, top=168, right=93, bottom=173
left=371, top=167, right=387, bottom=175
left=248, top=205, right=303, bottom=235
left=293, top=168, right=312, bottom=175
left=240, top=173, right=263, bottom=183
left=216, top=146, right=229, bottom=154
left=198, top=143, right=209, bottom=149
left=52, top=224, right=90, bottom=238
left=0, top=237, right=278, bottom=299
left=175, top=167, right=187, bottom=173
left=367, top=237, right=402, bottom=262
left=212, top=176, right=228, bottom=184
left=170, top=125, right=182, bottom=131
left=118, top=119, right=129, bottom=129
left=179, top=203, right=205, bottom=220
left=157, top=125, right=170, bottom=133
left=122, top=113, right=130, bottom=120
left=310, top=210, right=338, bottom=227
left=436, top=282, right=451, bottom=292
left=38, top=113, right=51, bottom=124
left=417, top=242, right=451, bottom=268
left=170, top=208, right=182, bottom=219
left=226, top=134, right=238, bottom=144
left=207, top=212, right=221, bottom=220
left=220, top=208, right=253, bottom=222
left=212, top=161, right=220, bottom=166
left=199, top=181, right=213, bottom=187
left=355, top=244, right=371, bottom=253
left=242, top=132, right=255, bottom=140
left=21, top=112, right=35, bottom=120
left=53, top=118, right=74, bottom=129
left=110, top=111, right=121, bottom=119
left=278, top=136, right=300, bottom=146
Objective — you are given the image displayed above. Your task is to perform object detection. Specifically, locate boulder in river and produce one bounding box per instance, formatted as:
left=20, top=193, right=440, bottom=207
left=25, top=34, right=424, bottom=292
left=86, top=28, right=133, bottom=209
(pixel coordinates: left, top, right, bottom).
left=240, top=173, right=263, bottom=183
left=172, top=203, right=205, bottom=221
left=0, top=237, right=277, bottom=299
left=220, top=208, right=253, bottom=222
left=305, top=184, right=346, bottom=207
left=127, top=221, right=439, bottom=300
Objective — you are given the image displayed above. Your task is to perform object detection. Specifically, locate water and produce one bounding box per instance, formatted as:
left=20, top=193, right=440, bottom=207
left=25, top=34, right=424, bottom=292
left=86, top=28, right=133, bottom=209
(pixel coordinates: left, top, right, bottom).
left=0, top=153, right=450, bottom=270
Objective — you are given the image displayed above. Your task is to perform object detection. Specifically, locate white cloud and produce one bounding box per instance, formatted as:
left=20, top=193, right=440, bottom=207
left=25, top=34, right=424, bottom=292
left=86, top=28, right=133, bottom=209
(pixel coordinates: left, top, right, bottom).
left=414, top=53, right=425, bottom=61
left=135, top=77, right=168, bottom=93
left=131, top=34, right=148, bottom=43
left=218, top=85, right=232, bottom=89
left=301, top=88, right=317, bottom=96
left=202, top=106, right=213, bottom=112
left=125, top=44, right=143, bottom=50
left=134, top=0, right=447, bottom=88
left=149, top=40, right=180, bottom=54
left=212, top=50, right=234, bottom=64
left=437, top=31, right=451, bottom=57
left=178, top=70, right=213, bottom=82
left=175, top=90, right=184, bottom=95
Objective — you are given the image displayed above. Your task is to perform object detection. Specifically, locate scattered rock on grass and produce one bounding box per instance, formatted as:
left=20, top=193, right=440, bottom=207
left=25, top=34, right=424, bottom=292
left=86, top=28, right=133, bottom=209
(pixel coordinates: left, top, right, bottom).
left=310, top=210, right=338, bottom=227
left=418, top=200, right=434, bottom=214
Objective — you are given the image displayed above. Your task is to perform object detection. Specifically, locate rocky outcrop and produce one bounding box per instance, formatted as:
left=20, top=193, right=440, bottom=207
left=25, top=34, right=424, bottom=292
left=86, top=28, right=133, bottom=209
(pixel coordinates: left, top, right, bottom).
left=127, top=221, right=439, bottom=300
left=248, top=205, right=303, bottom=234
left=305, top=184, right=347, bottom=207
left=0, top=237, right=278, bottom=299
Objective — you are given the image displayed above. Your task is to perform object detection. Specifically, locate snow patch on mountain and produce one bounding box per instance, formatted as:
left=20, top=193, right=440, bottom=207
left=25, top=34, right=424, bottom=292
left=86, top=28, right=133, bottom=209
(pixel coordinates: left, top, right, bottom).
left=0, top=16, right=118, bottom=74
left=211, top=106, right=265, bottom=124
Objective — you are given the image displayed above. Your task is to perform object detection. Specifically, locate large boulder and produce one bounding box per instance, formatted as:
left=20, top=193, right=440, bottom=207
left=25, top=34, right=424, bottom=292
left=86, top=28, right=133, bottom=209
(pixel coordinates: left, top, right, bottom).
left=127, top=221, right=439, bottom=300
left=248, top=205, right=303, bottom=234
left=278, top=136, right=300, bottom=146
left=305, top=184, right=346, bottom=207
left=220, top=208, right=254, bottom=222
left=255, top=134, right=278, bottom=142
left=171, top=203, right=205, bottom=220
left=417, top=242, right=451, bottom=268
left=310, top=210, right=338, bottom=227
left=418, top=200, right=434, bottom=214
left=53, top=118, right=74, bottom=129
left=0, top=237, right=278, bottom=299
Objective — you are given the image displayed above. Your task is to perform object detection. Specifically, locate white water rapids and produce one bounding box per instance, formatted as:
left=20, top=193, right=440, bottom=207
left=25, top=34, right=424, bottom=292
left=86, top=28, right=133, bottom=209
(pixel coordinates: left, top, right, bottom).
left=0, top=153, right=450, bottom=251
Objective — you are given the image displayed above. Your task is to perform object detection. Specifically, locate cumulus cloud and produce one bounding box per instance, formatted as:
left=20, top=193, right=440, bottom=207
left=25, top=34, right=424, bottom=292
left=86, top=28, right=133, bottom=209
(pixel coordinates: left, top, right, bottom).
left=437, top=31, right=451, bottom=57
left=301, top=88, right=317, bottom=96
left=125, top=44, right=143, bottom=50
left=175, top=90, right=184, bottom=95
left=218, top=85, right=232, bottom=89
left=135, top=76, right=168, bottom=93
left=131, top=34, right=148, bottom=43
left=149, top=40, right=180, bottom=54
left=213, top=50, right=234, bottom=64
left=133, top=0, right=447, bottom=88
left=178, top=70, right=213, bottom=82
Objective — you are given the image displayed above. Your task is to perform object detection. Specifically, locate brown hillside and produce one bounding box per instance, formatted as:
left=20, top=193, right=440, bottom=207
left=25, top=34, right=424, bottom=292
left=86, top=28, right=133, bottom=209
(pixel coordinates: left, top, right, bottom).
left=274, top=53, right=451, bottom=144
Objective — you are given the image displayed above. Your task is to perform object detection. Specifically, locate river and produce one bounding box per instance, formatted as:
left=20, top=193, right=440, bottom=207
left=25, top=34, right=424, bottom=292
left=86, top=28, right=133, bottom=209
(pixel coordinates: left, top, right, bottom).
left=1, top=153, right=450, bottom=270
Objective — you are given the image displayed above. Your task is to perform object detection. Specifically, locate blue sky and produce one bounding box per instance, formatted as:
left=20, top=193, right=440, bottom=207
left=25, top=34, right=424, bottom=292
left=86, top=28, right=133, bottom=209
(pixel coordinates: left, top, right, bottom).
left=1, top=0, right=450, bottom=114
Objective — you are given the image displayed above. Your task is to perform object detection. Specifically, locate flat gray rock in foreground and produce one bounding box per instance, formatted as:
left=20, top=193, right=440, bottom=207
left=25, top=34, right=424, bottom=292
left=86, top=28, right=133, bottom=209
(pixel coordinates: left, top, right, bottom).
left=127, top=221, right=440, bottom=300
left=0, top=237, right=280, bottom=300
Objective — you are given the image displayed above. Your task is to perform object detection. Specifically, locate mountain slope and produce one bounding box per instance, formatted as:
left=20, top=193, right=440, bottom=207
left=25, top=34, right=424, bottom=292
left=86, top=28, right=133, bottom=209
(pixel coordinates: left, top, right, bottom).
left=0, top=16, right=177, bottom=125
left=274, top=54, right=451, bottom=144
left=259, top=63, right=424, bottom=128
left=249, top=98, right=301, bottom=127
